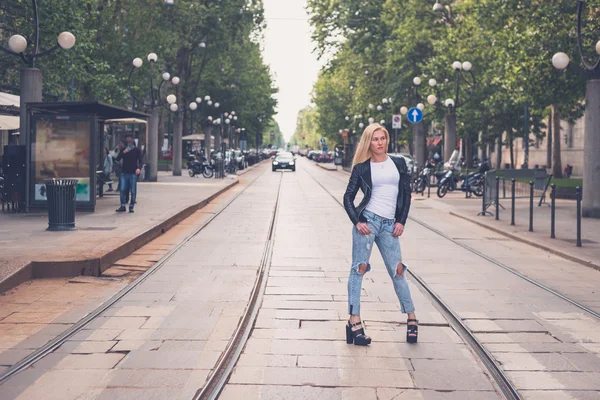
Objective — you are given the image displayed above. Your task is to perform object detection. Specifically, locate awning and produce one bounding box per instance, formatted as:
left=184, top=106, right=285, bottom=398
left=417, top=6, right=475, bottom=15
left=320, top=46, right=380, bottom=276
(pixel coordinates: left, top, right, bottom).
left=0, top=92, right=19, bottom=107
left=105, top=118, right=148, bottom=125
left=27, top=101, right=150, bottom=121
left=182, top=133, right=205, bottom=141
left=0, top=115, right=19, bottom=130
left=427, top=137, right=442, bottom=146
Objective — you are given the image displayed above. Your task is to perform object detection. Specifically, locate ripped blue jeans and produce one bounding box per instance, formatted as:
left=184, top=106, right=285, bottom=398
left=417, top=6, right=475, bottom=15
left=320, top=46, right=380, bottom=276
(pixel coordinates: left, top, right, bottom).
left=348, top=210, right=415, bottom=316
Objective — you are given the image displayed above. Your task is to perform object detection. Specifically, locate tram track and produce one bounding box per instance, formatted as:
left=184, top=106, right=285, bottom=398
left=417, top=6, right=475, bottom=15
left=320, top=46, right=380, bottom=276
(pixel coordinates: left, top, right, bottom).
left=0, top=166, right=281, bottom=393
left=193, top=172, right=282, bottom=400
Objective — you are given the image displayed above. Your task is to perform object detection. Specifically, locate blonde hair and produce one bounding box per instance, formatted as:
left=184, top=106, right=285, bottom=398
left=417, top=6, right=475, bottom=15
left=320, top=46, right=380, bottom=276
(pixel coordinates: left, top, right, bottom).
left=352, top=123, right=390, bottom=167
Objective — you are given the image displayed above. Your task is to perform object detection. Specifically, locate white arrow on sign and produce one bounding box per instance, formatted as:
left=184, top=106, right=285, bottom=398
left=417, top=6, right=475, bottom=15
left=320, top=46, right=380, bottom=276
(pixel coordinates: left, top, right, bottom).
left=411, top=110, right=419, bottom=122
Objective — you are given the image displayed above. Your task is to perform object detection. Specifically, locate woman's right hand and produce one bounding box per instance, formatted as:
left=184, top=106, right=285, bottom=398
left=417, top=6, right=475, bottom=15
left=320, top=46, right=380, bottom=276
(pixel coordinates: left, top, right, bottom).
left=356, top=222, right=372, bottom=235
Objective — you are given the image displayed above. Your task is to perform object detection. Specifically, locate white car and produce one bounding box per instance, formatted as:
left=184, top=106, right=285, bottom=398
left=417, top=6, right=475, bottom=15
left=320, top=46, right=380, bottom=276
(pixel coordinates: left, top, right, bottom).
left=389, top=153, right=416, bottom=173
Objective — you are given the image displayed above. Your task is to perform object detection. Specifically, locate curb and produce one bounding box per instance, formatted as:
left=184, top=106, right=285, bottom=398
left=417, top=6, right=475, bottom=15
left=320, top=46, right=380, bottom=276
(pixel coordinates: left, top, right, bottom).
left=0, top=179, right=240, bottom=294
left=238, top=158, right=270, bottom=176
left=315, top=163, right=338, bottom=172
left=449, top=211, right=600, bottom=272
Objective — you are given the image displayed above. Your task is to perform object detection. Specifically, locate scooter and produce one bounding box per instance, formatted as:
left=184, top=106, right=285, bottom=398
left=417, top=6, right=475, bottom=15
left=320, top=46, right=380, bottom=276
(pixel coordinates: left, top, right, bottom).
left=436, top=169, right=458, bottom=198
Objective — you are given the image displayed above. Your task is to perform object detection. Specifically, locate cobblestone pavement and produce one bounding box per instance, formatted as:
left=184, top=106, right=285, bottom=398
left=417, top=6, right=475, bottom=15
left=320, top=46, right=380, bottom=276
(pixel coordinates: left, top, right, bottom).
left=2, top=158, right=600, bottom=399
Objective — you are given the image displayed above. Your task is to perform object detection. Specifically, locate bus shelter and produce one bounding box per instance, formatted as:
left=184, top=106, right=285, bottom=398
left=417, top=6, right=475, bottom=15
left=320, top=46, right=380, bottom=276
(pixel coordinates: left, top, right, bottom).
left=26, top=101, right=149, bottom=212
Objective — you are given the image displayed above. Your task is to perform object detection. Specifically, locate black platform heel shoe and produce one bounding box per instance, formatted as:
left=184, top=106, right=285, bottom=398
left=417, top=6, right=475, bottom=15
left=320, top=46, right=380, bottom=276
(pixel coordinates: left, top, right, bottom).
left=346, top=320, right=372, bottom=346
left=406, top=319, right=419, bottom=343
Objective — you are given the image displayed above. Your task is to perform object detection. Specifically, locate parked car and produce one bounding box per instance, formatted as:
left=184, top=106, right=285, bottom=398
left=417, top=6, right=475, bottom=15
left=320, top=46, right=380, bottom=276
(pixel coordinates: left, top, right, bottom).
left=272, top=152, right=296, bottom=172
left=232, top=149, right=246, bottom=170
left=162, top=150, right=173, bottom=160
left=389, top=153, right=416, bottom=173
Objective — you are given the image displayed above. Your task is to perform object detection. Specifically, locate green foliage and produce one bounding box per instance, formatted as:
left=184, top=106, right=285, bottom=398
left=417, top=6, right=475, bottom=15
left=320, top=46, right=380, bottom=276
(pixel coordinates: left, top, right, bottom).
left=305, top=0, right=591, bottom=161
left=0, top=0, right=277, bottom=148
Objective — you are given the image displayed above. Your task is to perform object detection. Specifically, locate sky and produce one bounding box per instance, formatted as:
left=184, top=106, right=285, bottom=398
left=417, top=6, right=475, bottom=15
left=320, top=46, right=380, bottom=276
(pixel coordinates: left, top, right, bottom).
left=261, top=0, right=326, bottom=142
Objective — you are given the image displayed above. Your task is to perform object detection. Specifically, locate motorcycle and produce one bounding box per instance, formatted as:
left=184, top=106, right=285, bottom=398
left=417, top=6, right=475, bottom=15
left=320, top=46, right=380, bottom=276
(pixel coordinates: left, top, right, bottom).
left=414, top=165, right=431, bottom=193
left=436, top=169, right=458, bottom=198
left=460, top=172, right=484, bottom=197
left=187, top=155, right=214, bottom=178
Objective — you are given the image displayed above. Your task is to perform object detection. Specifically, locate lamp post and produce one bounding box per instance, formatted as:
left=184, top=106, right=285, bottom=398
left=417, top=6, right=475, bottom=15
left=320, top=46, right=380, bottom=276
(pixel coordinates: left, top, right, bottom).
left=375, top=97, right=394, bottom=151
left=426, top=62, right=475, bottom=164
left=0, top=0, right=76, bottom=148
left=399, top=77, right=430, bottom=167
left=552, top=0, right=600, bottom=218
left=127, top=53, right=161, bottom=181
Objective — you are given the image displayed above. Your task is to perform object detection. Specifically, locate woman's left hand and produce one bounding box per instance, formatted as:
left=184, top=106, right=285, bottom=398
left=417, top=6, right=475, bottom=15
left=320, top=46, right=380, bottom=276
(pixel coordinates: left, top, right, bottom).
left=392, top=223, right=404, bottom=237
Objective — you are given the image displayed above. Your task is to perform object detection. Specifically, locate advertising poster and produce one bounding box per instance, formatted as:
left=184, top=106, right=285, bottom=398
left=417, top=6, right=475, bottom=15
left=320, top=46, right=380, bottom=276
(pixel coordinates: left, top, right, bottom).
left=31, top=118, right=92, bottom=203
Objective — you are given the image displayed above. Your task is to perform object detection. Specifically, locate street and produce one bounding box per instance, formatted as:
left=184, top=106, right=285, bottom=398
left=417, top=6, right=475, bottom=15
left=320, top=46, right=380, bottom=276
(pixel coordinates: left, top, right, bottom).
left=1, top=159, right=599, bottom=399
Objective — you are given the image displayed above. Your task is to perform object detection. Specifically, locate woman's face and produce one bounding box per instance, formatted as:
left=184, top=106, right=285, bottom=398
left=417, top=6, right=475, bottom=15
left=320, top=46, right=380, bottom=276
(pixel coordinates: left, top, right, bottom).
left=369, top=130, right=387, bottom=156
left=118, top=141, right=125, bottom=149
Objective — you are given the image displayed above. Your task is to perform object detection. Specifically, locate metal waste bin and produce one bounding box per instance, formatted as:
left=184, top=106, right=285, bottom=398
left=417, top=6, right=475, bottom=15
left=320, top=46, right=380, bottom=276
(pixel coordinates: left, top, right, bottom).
left=45, top=179, right=78, bottom=231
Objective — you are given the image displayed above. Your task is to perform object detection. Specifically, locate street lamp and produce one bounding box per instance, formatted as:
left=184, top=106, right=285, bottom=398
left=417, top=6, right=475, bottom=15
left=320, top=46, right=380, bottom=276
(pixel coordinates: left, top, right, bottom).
left=426, top=61, right=476, bottom=163
left=552, top=0, right=600, bottom=218
left=127, top=52, right=164, bottom=181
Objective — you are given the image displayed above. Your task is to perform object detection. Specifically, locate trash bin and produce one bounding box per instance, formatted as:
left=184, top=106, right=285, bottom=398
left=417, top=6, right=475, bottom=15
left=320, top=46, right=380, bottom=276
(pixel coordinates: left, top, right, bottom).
left=45, top=179, right=78, bottom=231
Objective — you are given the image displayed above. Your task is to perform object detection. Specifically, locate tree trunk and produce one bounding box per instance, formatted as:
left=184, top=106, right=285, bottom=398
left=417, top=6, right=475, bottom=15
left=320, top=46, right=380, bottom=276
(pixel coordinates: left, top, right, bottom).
left=552, top=104, right=563, bottom=178
left=465, top=135, right=473, bottom=168
left=546, top=114, right=552, bottom=169
left=508, top=128, right=514, bottom=169
left=496, top=132, right=502, bottom=170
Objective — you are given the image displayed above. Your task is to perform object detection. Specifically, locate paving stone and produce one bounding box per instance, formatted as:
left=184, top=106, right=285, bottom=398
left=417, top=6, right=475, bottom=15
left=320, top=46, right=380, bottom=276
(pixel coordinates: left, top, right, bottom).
left=55, top=340, right=117, bottom=354
left=520, top=390, right=600, bottom=399
left=298, top=355, right=411, bottom=370
left=493, top=352, right=577, bottom=371
left=237, top=354, right=298, bottom=367
left=560, top=353, right=600, bottom=372
left=508, top=371, right=600, bottom=390
left=50, top=353, right=125, bottom=369
left=377, top=388, right=501, bottom=400
left=220, top=385, right=377, bottom=400
left=101, top=368, right=193, bottom=388
left=229, top=366, right=414, bottom=388
left=118, top=350, right=220, bottom=370
left=411, top=369, right=494, bottom=391
left=485, top=343, right=588, bottom=354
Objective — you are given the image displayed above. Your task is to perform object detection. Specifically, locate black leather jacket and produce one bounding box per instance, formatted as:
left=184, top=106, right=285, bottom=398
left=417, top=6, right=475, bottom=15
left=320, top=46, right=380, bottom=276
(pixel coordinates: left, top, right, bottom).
left=343, top=156, right=412, bottom=226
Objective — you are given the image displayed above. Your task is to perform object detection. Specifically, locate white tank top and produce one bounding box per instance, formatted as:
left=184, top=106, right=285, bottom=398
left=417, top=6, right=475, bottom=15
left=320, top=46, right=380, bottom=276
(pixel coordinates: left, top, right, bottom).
left=365, top=157, right=400, bottom=220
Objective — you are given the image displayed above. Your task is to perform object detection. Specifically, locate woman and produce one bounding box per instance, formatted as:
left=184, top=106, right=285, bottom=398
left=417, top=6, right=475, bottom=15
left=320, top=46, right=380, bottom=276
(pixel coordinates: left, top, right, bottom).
left=103, top=147, right=114, bottom=192
left=343, top=123, right=417, bottom=345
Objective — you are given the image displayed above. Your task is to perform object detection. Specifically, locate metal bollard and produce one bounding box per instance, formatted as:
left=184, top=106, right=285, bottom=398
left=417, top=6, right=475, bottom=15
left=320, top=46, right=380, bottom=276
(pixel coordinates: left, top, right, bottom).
left=495, top=176, right=500, bottom=220
left=511, top=178, right=515, bottom=226
left=550, top=184, right=556, bottom=239
left=576, top=186, right=582, bottom=247
left=427, top=174, right=431, bottom=198
left=465, top=169, right=469, bottom=199
left=529, top=181, right=534, bottom=232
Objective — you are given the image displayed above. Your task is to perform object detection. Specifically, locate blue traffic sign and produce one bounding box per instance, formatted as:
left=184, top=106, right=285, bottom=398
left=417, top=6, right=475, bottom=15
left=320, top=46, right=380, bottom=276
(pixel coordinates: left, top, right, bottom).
left=407, top=107, right=423, bottom=124
left=320, top=137, right=326, bottom=144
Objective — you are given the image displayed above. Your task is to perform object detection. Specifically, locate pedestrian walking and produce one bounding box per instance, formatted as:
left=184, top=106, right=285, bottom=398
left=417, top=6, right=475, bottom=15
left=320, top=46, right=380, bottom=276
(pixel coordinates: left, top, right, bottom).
left=102, top=147, right=114, bottom=192
left=343, top=123, right=417, bottom=345
left=115, top=134, right=142, bottom=213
